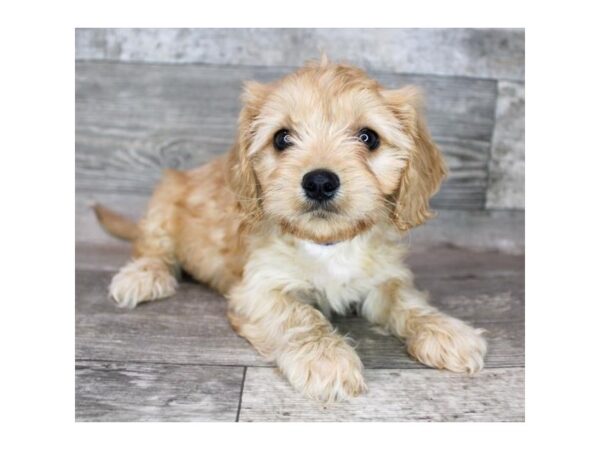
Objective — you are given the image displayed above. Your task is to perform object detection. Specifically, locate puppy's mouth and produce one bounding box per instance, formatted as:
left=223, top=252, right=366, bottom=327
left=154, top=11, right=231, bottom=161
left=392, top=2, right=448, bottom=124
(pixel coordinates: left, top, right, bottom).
left=303, top=200, right=340, bottom=217
left=280, top=212, right=375, bottom=245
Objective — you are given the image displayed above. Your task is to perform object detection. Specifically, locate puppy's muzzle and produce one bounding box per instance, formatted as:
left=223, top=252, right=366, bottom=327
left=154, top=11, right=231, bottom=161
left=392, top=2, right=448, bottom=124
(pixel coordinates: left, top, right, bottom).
left=302, top=169, right=340, bottom=202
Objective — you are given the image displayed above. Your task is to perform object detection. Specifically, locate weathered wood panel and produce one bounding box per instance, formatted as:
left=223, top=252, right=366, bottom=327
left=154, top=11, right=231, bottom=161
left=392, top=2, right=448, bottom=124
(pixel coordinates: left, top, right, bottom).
left=239, top=367, right=524, bottom=421
left=75, top=361, right=244, bottom=421
left=75, top=28, right=525, bottom=81
left=407, top=246, right=524, bottom=277
left=486, top=81, right=525, bottom=209
left=76, top=269, right=265, bottom=367
left=409, top=209, right=524, bottom=254
left=75, top=61, right=497, bottom=209
left=333, top=316, right=524, bottom=369
left=76, top=241, right=131, bottom=272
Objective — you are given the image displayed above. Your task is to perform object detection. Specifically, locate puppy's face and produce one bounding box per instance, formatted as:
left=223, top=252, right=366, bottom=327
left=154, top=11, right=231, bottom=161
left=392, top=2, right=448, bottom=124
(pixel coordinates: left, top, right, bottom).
left=229, top=62, right=446, bottom=244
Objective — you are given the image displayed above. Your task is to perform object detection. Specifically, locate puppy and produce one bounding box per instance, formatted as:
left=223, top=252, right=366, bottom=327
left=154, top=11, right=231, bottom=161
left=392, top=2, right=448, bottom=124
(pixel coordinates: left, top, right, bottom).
left=94, top=58, right=487, bottom=402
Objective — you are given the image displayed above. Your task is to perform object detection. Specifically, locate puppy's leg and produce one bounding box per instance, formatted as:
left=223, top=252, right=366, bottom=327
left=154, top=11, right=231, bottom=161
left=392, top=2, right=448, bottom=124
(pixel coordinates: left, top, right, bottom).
left=363, top=280, right=487, bottom=373
left=109, top=174, right=182, bottom=309
left=228, top=285, right=366, bottom=402
left=109, top=256, right=178, bottom=309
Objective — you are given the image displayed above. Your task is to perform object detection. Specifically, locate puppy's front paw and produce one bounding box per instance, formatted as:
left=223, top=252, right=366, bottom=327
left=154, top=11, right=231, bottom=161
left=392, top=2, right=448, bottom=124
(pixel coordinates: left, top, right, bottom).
left=279, top=336, right=366, bottom=402
left=407, top=315, right=487, bottom=374
left=109, top=257, right=177, bottom=309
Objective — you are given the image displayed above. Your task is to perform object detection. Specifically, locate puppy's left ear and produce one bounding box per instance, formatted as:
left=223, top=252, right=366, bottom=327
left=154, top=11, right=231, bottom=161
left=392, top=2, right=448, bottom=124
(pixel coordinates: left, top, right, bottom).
left=383, top=86, right=447, bottom=231
left=226, top=81, right=271, bottom=222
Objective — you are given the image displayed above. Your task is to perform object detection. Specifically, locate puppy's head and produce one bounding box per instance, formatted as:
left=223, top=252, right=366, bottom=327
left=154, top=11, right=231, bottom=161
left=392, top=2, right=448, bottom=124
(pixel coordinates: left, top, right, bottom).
left=227, top=60, right=446, bottom=243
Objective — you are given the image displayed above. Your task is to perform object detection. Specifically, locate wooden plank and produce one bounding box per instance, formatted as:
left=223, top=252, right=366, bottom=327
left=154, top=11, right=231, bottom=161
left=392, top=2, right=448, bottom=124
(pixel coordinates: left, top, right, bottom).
left=486, top=81, right=525, bottom=209
left=333, top=316, right=523, bottom=370
left=408, top=209, right=524, bottom=254
left=76, top=269, right=265, bottom=367
left=75, top=361, right=244, bottom=421
left=414, top=275, right=524, bottom=323
left=75, top=61, right=497, bottom=209
left=76, top=265, right=523, bottom=369
left=76, top=241, right=131, bottom=272
left=407, top=246, right=524, bottom=278
left=428, top=281, right=523, bottom=324
left=238, top=367, right=524, bottom=422
left=75, top=28, right=525, bottom=81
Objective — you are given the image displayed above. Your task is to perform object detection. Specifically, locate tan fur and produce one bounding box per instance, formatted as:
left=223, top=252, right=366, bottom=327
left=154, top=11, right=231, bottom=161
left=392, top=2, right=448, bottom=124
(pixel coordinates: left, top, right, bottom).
left=382, top=87, right=448, bottom=231
left=97, top=60, right=486, bottom=401
left=93, top=204, right=138, bottom=241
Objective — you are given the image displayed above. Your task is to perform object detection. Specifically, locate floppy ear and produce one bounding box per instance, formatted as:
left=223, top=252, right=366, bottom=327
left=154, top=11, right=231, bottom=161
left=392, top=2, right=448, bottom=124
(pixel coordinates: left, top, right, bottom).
left=226, top=81, right=270, bottom=222
left=383, top=86, right=447, bottom=231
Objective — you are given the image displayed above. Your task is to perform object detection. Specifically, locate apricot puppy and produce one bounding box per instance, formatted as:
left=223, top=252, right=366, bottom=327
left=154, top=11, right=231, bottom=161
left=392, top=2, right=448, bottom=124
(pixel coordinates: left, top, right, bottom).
left=95, top=59, right=487, bottom=402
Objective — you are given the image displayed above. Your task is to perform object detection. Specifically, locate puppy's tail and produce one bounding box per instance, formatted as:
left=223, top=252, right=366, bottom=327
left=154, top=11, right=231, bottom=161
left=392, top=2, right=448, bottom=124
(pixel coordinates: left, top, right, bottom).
left=92, top=203, right=139, bottom=241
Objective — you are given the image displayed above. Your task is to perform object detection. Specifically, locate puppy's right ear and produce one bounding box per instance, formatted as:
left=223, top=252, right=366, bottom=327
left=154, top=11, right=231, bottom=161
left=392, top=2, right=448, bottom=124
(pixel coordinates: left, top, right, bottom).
left=383, top=86, right=447, bottom=231
left=227, top=81, right=271, bottom=221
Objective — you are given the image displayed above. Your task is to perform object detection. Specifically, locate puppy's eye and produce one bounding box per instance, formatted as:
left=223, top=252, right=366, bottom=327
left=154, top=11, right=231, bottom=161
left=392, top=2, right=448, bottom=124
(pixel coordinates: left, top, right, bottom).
left=273, top=129, right=293, bottom=151
left=358, top=128, right=380, bottom=151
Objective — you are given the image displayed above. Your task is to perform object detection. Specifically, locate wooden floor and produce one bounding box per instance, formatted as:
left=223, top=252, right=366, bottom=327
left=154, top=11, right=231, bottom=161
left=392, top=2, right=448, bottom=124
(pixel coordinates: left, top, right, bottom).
left=75, top=243, right=524, bottom=422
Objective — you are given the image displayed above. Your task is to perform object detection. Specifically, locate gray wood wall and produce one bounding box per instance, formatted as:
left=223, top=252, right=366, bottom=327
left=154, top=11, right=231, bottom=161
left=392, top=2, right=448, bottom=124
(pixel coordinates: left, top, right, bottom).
left=76, top=28, right=524, bottom=252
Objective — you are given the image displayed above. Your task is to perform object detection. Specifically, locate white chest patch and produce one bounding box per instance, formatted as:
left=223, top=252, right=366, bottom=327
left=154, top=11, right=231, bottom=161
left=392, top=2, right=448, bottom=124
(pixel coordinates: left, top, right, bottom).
left=299, top=241, right=365, bottom=280
left=295, top=238, right=379, bottom=314
left=247, top=227, right=407, bottom=317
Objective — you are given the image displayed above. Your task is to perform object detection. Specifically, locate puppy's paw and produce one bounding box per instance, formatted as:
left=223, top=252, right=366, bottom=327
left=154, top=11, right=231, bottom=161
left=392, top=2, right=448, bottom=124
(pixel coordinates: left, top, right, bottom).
left=406, top=315, right=487, bottom=374
left=280, top=336, right=366, bottom=402
left=109, top=257, right=177, bottom=309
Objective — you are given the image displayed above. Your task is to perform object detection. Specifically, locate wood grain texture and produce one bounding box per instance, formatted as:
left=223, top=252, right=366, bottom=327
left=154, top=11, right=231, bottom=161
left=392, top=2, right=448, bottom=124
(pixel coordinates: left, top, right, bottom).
left=76, top=361, right=244, bottom=421
left=76, top=269, right=265, bottom=367
left=239, top=367, right=524, bottom=422
left=75, top=28, right=525, bottom=81
left=76, top=61, right=497, bottom=209
left=486, top=81, right=525, bottom=209
left=76, top=241, right=131, bottom=272
left=333, top=317, right=523, bottom=370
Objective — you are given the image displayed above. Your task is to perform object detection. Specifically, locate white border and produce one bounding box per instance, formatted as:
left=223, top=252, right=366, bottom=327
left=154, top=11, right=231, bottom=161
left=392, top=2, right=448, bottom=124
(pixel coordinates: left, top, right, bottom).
left=3, top=0, right=600, bottom=447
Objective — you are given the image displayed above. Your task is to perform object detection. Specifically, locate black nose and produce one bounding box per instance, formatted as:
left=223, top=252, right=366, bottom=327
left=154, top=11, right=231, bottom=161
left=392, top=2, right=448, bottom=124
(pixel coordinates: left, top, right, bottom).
left=302, top=169, right=340, bottom=202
